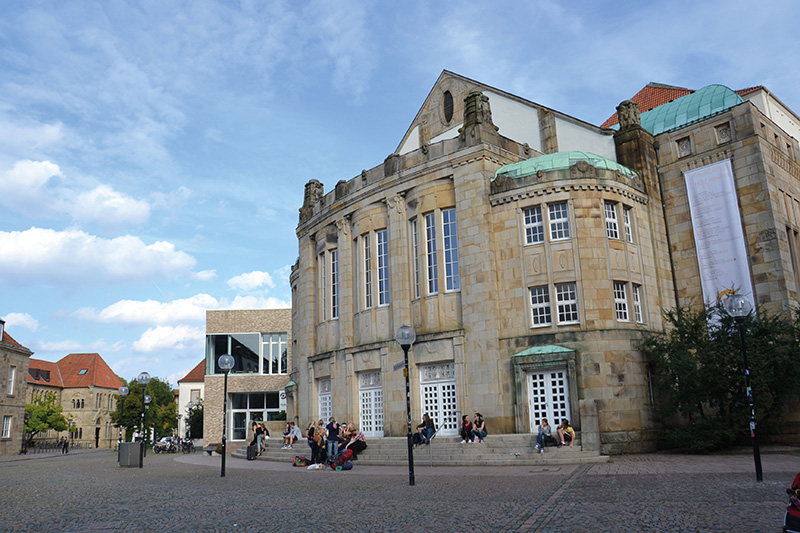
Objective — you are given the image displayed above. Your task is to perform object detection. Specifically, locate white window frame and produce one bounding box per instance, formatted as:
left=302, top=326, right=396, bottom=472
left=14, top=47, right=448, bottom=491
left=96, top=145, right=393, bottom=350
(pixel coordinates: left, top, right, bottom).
left=8, top=365, right=16, bottom=396
left=555, top=282, right=579, bottom=324
left=377, top=229, right=389, bottom=306
left=623, top=206, right=634, bottom=243
left=614, top=281, right=629, bottom=321
left=318, top=379, right=332, bottom=422
left=442, top=208, right=460, bottom=292
left=605, top=201, right=619, bottom=239
left=529, top=286, right=552, bottom=326
left=363, top=234, right=372, bottom=310
left=523, top=206, right=544, bottom=244
left=633, top=284, right=644, bottom=323
left=2, top=415, right=11, bottom=438
left=548, top=202, right=571, bottom=240
left=411, top=219, right=420, bottom=299
left=319, top=252, right=327, bottom=322
left=330, top=249, right=339, bottom=319
left=425, top=212, right=438, bottom=295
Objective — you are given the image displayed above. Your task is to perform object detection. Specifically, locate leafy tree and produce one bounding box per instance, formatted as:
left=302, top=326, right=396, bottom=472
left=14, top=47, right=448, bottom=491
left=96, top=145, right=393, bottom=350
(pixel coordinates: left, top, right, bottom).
left=111, top=376, right=177, bottom=442
left=25, top=391, right=69, bottom=440
left=186, top=400, right=203, bottom=439
left=642, top=304, right=800, bottom=452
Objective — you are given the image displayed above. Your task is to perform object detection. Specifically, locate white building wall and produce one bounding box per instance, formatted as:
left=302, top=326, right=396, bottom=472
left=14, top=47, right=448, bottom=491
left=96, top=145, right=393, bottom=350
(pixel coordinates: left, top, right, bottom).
left=555, top=116, right=617, bottom=159
left=178, top=381, right=204, bottom=438
left=485, top=90, right=543, bottom=151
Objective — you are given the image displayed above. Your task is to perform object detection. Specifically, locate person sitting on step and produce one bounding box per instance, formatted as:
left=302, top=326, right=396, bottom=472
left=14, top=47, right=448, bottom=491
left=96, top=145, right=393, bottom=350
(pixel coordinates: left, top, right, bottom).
left=534, top=418, right=552, bottom=453
left=471, top=412, right=487, bottom=443
left=557, top=418, right=575, bottom=448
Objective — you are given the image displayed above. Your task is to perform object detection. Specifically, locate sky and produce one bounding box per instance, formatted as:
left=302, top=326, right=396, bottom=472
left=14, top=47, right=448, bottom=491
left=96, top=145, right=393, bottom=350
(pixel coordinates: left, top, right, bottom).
left=2, top=0, right=798, bottom=388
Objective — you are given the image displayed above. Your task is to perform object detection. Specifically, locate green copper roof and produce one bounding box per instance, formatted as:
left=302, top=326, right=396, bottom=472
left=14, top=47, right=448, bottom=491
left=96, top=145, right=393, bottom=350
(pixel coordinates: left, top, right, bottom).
left=494, top=151, right=637, bottom=181
left=512, top=345, right=574, bottom=357
left=640, top=84, right=744, bottom=135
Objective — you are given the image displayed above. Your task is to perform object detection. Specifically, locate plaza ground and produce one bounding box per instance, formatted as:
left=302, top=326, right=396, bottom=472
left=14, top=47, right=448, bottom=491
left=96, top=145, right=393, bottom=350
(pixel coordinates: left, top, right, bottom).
left=2, top=447, right=799, bottom=531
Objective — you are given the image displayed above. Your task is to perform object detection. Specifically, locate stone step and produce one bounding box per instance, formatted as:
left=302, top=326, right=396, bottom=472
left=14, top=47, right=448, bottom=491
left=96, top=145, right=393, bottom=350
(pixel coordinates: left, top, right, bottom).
left=232, top=434, right=607, bottom=467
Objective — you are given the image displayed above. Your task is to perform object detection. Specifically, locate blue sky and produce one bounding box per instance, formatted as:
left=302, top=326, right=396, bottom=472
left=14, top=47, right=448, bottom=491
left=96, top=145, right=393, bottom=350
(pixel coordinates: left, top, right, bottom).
left=2, top=0, right=798, bottom=387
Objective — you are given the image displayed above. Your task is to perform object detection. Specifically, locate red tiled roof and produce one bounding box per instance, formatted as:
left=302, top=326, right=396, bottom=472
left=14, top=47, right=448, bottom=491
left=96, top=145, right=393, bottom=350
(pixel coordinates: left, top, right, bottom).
left=736, top=86, right=765, bottom=97
left=601, top=83, right=694, bottom=128
left=178, top=360, right=205, bottom=383
left=2, top=330, right=32, bottom=353
left=28, top=358, right=64, bottom=387
left=57, top=353, right=124, bottom=390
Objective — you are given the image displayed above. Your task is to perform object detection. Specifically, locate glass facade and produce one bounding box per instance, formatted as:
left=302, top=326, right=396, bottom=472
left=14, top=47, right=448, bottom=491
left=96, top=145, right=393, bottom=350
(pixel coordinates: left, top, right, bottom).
left=207, top=332, right=287, bottom=375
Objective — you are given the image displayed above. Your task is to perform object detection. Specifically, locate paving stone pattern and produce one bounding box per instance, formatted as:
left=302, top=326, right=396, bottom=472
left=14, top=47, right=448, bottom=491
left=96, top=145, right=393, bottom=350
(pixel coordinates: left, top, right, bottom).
left=1, top=449, right=798, bottom=531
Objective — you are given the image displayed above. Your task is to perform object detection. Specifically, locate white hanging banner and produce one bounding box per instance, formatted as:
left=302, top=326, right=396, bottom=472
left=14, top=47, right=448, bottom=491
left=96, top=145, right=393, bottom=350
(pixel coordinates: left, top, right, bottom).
left=684, top=159, right=754, bottom=306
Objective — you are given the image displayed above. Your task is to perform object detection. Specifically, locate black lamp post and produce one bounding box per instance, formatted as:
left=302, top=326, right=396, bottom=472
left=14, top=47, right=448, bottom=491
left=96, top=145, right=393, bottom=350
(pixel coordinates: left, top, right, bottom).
left=218, top=354, right=235, bottom=477
left=143, top=395, right=151, bottom=457
left=723, top=293, right=762, bottom=482
left=395, top=326, right=416, bottom=486
left=118, top=386, right=128, bottom=448
left=137, top=372, right=151, bottom=468
left=177, top=414, right=182, bottom=439
left=22, top=412, right=31, bottom=454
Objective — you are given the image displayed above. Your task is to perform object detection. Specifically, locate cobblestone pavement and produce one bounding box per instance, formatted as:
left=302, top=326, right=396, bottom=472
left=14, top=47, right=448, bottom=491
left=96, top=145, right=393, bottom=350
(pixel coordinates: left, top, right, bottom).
left=1, top=448, right=798, bottom=532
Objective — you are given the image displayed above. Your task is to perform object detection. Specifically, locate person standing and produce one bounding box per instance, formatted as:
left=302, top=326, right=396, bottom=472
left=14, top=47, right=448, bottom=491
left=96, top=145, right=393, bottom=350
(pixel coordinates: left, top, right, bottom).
left=325, top=417, right=340, bottom=461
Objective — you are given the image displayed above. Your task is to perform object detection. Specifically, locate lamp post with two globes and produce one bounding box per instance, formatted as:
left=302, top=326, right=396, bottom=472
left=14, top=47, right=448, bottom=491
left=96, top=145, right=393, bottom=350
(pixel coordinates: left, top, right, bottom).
left=218, top=354, right=235, bottom=477
left=136, top=372, right=151, bottom=468
left=117, top=386, right=128, bottom=447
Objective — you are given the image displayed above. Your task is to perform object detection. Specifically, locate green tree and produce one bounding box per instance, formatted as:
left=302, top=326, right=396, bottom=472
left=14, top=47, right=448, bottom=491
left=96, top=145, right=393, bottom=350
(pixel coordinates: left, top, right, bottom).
left=186, top=400, right=203, bottom=439
left=111, top=376, right=177, bottom=443
left=25, top=391, right=69, bottom=440
left=642, top=304, right=800, bottom=452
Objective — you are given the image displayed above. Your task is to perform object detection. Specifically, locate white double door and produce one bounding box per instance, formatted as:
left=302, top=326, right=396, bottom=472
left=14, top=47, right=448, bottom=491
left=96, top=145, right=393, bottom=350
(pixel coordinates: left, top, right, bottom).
left=528, top=369, right=571, bottom=431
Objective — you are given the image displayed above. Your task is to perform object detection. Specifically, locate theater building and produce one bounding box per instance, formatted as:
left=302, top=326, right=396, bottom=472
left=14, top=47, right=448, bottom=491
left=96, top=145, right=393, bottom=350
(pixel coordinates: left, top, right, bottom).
left=289, top=71, right=800, bottom=453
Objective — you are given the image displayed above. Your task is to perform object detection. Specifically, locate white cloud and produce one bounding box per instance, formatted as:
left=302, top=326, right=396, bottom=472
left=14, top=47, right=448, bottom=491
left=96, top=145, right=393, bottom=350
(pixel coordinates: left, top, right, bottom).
left=2, top=312, right=39, bottom=332
left=227, top=270, right=275, bottom=291
left=0, top=227, right=201, bottom=285
left=74, top=294, right=219, bottom=325
left=0, top=119, right=63, bottom=152
left=0, top=159, right=62, bottom=215
left=71, top=185, right=151, bottom=226
left=132, top=325, right=205, bottom=353
left=35, top=338, right=124, bottom=353
left=228, top=295, right=291, bottom=310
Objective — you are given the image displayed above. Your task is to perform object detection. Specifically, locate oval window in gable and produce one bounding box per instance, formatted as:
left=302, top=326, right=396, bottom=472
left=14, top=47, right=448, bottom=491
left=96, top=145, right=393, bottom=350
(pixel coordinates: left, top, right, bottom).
left=443, top=90, right=454, bottom=123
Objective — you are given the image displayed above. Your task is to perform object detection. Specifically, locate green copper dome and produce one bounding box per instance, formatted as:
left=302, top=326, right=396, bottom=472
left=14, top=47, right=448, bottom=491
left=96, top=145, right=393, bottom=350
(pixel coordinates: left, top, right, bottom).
left=640, top=84, right=744, bottom=135
left=494, top=151, right=637, bottom=181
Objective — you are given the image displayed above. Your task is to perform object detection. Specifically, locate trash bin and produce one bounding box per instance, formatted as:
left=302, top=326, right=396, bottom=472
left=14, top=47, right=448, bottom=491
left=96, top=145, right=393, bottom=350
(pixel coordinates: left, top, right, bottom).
left=119, top=442, right=141, bottom=467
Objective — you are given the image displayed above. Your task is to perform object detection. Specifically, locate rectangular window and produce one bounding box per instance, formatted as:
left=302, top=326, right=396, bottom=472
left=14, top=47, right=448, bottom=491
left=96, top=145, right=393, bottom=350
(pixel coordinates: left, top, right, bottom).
left=262, top=332, right=288, bottom=375
left=605, top=201, right=619, bottom=239
left=319, top=253, right=327, bottom=322
left=8, top=365, right=15, bottom=396
left=411, top=219, right=420, bottom=299
left=614, top=281, right=629, bottom=321
left=425, top=212, right=438, bottom=295
left=377, top=229, right=389, bottom=305
left=623, top=206, right=634, bottom=243
left=191, top=389, right=201, bottom=404
left=363, top=235, right=372, bottom=309
left=2, top=415, right=10, bottom=438
left=633, top=284, right=643, bottom=323
left=549, top=202, right=571, bottom=240
left=524, top=206, right=544, bottom=244
left=529, top=286, right=552, bottom=326
left=330, top=249, right=339, bottom=319
left=442, top=208, right=460, bottom=291
left=556, top=282, right=579, bottom=324
left=319, top=379, right=332, bottom=422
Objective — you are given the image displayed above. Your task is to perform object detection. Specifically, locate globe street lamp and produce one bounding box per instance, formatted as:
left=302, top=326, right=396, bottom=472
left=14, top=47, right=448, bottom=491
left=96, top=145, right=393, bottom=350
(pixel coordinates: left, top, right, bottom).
left=394, top=326, right=416, bottom=486
left=218, top=353, right=235, bottom=477
left=136, top=372, right=151, bottom=468
left=118, top=386, right=129, bottom=448
left=723, top=294, right=762, bottom=482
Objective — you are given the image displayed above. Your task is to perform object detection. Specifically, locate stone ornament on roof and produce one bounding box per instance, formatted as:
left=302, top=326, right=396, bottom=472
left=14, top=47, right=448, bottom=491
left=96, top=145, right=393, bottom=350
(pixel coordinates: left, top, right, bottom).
left=617, top=100, right=641, bottom=129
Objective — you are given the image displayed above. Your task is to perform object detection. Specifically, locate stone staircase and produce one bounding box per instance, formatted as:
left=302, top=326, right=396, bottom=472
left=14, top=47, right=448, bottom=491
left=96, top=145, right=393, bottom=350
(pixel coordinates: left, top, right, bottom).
left=232, top=433, right=609, bottom=466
